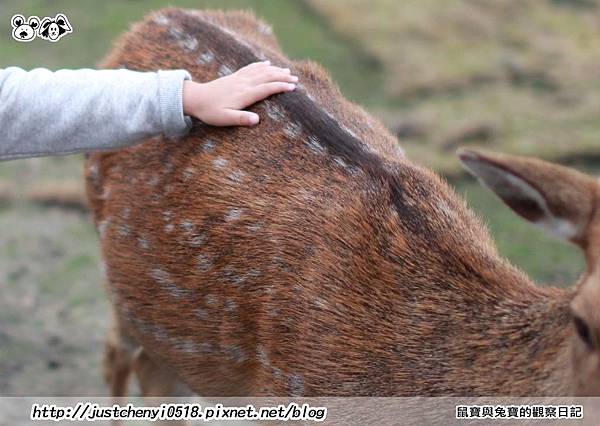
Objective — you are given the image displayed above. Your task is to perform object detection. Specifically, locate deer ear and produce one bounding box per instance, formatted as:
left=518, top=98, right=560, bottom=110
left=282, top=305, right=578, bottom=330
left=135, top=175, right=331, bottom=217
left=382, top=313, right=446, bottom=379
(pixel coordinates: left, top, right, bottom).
left=458, top=148, right=597, bottom=246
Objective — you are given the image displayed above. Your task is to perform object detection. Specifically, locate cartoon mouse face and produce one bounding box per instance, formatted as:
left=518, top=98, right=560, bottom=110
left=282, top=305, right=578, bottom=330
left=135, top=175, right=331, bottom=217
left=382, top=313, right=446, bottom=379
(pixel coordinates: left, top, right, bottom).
left=38, top=14, right=72, bottom=42
left=11, top=15, right=40, bottom=42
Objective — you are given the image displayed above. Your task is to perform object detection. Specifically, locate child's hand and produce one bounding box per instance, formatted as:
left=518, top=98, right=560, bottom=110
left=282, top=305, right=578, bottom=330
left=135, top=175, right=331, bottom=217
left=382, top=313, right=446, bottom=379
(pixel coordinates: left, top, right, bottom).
left=183, top=61, right=298, bottom=126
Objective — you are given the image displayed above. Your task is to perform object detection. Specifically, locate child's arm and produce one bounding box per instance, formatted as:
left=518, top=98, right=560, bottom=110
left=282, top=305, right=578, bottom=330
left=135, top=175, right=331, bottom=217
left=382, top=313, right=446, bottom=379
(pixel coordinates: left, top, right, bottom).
left=0, top=62, right=297, bottom=161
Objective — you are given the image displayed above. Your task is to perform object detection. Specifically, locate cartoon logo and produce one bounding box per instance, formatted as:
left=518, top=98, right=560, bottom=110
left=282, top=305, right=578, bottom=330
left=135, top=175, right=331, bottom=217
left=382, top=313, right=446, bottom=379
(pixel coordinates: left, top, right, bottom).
left=37, top=14, right=73, bottom=42
left=10, top=13, right=73, bottom=43
left=11, top=14, right=40, bottom=42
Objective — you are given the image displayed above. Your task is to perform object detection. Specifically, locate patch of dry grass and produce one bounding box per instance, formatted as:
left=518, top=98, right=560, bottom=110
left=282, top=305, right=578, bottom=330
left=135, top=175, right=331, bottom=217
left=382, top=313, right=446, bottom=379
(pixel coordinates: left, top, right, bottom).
left=307, top=0, right=600, bottom=173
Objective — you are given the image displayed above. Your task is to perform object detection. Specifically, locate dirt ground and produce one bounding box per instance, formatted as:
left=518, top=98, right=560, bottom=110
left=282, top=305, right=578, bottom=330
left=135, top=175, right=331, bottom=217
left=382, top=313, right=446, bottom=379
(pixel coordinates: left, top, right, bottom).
left=0, top=156, right=111, bottom=396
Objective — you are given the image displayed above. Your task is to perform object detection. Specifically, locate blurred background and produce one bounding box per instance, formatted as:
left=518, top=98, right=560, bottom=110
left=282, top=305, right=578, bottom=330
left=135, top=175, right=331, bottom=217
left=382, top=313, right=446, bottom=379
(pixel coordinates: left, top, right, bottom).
left=1, top=0, right=598, bottom=395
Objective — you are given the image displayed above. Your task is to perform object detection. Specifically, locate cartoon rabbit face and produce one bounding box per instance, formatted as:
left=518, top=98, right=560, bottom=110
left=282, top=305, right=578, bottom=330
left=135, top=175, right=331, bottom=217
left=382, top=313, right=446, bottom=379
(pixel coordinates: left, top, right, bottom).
left=11, top=15, right=40, bottom=42
left=47, top=22, right=60, bottom=40
left=38, top=14, right=72, bottom=42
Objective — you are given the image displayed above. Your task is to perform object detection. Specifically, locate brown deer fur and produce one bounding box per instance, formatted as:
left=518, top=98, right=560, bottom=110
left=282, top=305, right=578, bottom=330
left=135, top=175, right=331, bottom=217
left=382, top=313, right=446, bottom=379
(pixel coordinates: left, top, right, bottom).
left=85, top=8, right=599, bottom=396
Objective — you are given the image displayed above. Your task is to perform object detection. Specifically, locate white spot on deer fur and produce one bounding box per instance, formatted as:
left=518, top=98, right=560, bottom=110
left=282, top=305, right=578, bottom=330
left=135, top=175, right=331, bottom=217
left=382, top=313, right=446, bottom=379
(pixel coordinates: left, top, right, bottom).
left=181, top=220, right=195, bottom=233
left=168, top=27, right=198, bottom=52
left=272, top=365, right=283, bottom=380
left=228, top=170, right=246, bottom=183
left=289, top=373, right=305, bottom=396
left=150, top=324, right=169, bottom=342
left=213, top=157, right=229, bottom=169
left=131, top=313, right=203, bottom=355
left=190, top=233, right=207, bottom=247
left=88, top=163, right=99, bottom=181
left=121, top=207, right=131, bottom=219
left=183, top=167, right=196, bottom=180
left=225, top=208, right=244, bottom=222
left=150, top=269, right=171, bottom=284
left=174, top=339, right=201, bottom=354
left=100, top=186, right=111, bottom=200
left=257, top=345, right=270, bottom=368
left=137, top=236, right=150, bottom=250
left=165, top=223, right=175, bottom=233
left=224, top=345, right=248, bottom=363
left=248, top=223, right=262, bottom=233
left=229, top=268, right=260, bottom=288
left=182, top=38, right=199, bottom=52
left=147, top=175, right=160, bottom=186
left=218, top=64, right=233, bottom=77
left=195, top=308, right=208, bottom=319
left=306, top=136, right=325, bottom=154
left=284, top=122, right=302, bottom=138
left=264, top=101, right=285, bottom=121
left=349, top=165, right=362, bottom=176
left=334, top=157, right=348, bottom=169
left=200, top=342, right=215, bottom=354
left=98, top=219, right=111, bottom=239
left=202, top=139, right=216, bottom=152
left=153, top=14, right=170, bottom=26
left=197, top=51, right=214, bottom=65
left=168, top=27, right=183, bottom=39
left=206, top=294, right=217, bottom=306
left=230, top=273, right=247, bottom=286
left=197, top=254, right=213, bottom=272
left=150, top=268, right=188, bottom=299
left=225, top=298, right=237, bottom=312
left=163, top=210, right=174, bottom=221
left=314, top=297, right=329, bottom=309
left=118, top=224, right=130, bottom=237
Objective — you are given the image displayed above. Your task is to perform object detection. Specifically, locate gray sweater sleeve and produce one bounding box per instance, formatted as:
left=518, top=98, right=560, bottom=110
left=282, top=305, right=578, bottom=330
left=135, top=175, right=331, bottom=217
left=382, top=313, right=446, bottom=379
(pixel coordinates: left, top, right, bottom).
left=0, top=67, right=192, bottom=161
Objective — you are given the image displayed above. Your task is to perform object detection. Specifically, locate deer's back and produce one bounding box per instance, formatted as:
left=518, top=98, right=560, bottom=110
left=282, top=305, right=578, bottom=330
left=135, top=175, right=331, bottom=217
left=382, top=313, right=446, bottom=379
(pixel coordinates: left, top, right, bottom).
left=85, top=9, right=556, bottom=396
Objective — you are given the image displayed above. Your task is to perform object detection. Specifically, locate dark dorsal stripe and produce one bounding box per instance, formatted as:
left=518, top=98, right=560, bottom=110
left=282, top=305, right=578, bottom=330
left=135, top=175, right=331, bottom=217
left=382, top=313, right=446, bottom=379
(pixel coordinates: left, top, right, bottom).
left=180, top=13, right=386, bottom=172
left=179, top=12, right=422, bottom=230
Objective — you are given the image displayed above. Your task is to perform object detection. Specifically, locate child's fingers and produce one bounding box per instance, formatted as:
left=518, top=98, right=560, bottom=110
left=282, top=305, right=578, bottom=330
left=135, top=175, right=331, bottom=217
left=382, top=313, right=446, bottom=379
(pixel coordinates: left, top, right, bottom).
left=250, top=67, right=297, bottom=84
left=218, top=109, right=260, bottom=126
left=244, top=82, right=296, bottom=105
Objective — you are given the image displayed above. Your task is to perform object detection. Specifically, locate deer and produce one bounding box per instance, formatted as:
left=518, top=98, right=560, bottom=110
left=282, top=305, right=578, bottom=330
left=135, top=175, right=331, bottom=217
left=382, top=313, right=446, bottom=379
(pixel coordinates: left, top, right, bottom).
left=85, top=8, right=600, bottom=397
